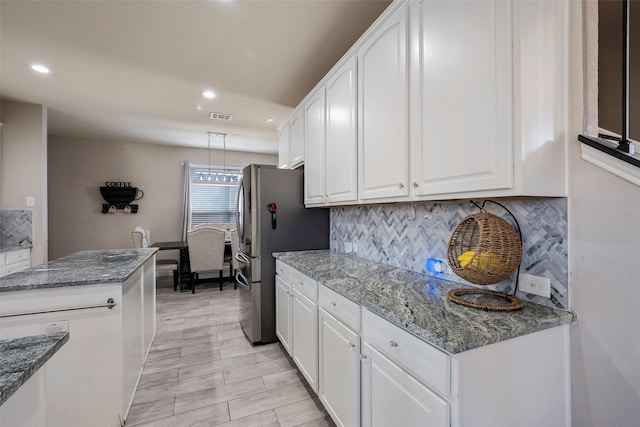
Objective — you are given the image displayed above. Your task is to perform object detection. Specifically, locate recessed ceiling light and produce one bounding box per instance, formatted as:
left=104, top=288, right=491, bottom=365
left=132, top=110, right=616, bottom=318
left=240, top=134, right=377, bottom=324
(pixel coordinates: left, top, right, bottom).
left=30, top=64, right=50, bottom=74
left=202, top=90, right=217, bottom=99
left=266, top=118, right=274, bottom=123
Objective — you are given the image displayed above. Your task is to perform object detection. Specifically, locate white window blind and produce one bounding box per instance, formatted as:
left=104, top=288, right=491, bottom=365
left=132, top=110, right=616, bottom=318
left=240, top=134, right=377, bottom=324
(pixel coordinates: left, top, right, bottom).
left=189, top=164, right=242, bottom=227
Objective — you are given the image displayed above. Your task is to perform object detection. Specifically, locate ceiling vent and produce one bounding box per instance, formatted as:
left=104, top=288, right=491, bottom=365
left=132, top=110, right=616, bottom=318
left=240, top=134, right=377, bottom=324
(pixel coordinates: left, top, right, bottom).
left=210, top=112, right=232, bottom=121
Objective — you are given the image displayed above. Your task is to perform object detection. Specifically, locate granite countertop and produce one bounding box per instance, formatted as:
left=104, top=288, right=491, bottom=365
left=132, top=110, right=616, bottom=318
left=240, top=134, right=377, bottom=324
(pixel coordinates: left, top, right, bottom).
left=0, top=332, right=69, bottom=406
left=0, top=248, right=158, bottom=293
left=0, top=245, right=32, bottom=254
left=274, top=250, right=575, bottom=354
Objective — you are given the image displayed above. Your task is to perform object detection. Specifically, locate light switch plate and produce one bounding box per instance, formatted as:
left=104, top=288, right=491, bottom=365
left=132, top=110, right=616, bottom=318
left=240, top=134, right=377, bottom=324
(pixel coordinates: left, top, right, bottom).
left=519, top=273, right=551, bottom=298
left=26, top=196, right=35, bottom=207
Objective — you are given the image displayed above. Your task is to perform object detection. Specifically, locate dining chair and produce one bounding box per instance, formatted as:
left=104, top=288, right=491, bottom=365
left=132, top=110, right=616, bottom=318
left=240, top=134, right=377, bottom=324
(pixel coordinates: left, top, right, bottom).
left=187, top=227, right=227, bottom=293
left=131, top=226, right=180, bottom=291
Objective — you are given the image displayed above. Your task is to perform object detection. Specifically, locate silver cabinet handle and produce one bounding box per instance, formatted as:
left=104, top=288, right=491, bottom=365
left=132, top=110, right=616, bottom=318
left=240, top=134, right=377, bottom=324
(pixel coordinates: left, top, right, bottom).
left=349, top=343, right=356, bottom=350
left=360, top=354, right=368, bottom=360
left=398, top=183, right=404, bottom=189
left=389, top=340, right=398, bottom=348
left=413, top=182, right=419, bottom=188
left=330, top=302, right=336, bottom=308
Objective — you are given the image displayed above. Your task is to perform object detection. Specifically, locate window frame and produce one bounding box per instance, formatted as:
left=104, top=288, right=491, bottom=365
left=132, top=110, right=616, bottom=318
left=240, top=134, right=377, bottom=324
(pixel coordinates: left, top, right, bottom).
left=579, top=0, right=640, bottom=185
left=188, top=163, right=242, bottom=228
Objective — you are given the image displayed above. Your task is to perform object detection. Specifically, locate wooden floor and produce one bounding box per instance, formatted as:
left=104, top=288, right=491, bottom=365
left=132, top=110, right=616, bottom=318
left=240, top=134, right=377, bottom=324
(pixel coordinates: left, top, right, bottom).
left=127, top=279, right=335, bottom=427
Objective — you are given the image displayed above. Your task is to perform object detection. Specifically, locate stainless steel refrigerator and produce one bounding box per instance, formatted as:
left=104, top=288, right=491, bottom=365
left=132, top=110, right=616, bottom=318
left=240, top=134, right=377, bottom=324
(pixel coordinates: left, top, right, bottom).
left=235, top=164, right=329, bottom=344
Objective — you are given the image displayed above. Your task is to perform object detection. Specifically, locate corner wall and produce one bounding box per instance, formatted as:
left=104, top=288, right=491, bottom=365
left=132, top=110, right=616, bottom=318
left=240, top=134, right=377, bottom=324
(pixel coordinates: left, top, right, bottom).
left=48, top=135, right=276, bottom=260
left=568, top=1, right=640, bottom=425
left=0, top=100, right=48, bottom=265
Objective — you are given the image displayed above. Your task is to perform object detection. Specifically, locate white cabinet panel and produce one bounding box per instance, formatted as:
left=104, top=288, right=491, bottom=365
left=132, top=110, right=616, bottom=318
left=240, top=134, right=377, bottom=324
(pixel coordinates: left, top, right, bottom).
left=289, top=108, right=305, bottom=168
left=292, top=287, right=318, bottom=392
left=411, top=0, right=513, bottom=196
left=275, top=275, right=293, bottom=355
left=358, top=4, right=409, bottom=200
left=319, top=308, right=360, bottom=427
left=326, top=56, right=358, bottom=204
left=361, top=342, right=449, bottom=427
left=278, top=125, right=290, bottom=169
left=304, top=88, right=326, bottom=205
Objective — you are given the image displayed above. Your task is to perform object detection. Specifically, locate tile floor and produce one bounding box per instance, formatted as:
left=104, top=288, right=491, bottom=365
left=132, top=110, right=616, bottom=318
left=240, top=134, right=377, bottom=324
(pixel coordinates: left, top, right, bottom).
left=126, top=279, right=335, bottom=427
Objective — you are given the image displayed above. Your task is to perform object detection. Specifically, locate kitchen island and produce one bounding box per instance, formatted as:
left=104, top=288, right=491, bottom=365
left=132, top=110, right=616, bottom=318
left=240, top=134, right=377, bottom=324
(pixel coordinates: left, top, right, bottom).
left=0, top=248, right=157, bottom=426
left=274, top=250, right=575, bottom=427
left=0, top=333, right=69, bottom=426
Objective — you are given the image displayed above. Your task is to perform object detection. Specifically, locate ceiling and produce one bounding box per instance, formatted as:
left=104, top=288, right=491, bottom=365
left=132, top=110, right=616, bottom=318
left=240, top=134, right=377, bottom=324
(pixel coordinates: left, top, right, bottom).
left=0, top=0, right=391, bottom=153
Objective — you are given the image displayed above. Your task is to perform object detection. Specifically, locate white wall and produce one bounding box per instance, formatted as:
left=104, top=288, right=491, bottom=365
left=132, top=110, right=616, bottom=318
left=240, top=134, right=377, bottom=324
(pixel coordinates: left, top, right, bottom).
left=48, top=135, right=276, bottom=260
left=0, top=100, right=48, bottom=264
left=569, top=2, right=640, bottom=425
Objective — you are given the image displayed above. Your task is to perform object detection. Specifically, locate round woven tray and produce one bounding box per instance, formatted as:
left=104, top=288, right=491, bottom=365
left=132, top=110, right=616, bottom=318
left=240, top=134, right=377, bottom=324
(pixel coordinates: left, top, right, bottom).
left=447, top=288, right=524, bottom=311
left=446, top=211, right=522, bottom=285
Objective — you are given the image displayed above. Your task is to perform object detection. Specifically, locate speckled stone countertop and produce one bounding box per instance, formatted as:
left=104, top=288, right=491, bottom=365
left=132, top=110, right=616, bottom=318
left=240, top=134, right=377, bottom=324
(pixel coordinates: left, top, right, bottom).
left=0, top=245, right=31, bottom=254
left=274, top=250, right=575, bottom=354
left=0, top=332, right=69, bottom=406
left=0, top=248, right=158, bottom=293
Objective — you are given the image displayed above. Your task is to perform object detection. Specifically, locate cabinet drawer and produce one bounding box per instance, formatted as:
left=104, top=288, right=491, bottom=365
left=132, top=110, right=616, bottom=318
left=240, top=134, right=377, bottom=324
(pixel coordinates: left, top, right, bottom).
left=6, top=249, right=30, bottom=265
left=275, top=260, right=292, bottom=283
left=6, top=260, right=30, bottom=275
left=362, top=308, right=450, bottom=396
left=319, top=285, right=361, bottom=333
left=290, top=268, right=318, bottom=301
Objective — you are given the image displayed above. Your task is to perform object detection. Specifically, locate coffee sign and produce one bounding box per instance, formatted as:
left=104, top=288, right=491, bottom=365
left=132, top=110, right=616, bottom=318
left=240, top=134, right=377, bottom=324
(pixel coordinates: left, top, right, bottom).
left=104, top=181, right=133, bottom=188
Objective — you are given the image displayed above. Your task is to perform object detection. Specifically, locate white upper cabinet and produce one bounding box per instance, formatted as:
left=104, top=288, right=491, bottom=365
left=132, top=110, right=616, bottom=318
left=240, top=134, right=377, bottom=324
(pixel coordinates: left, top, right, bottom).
left=289, top=108, right=305, bottom=169
left=409, top=0, right=568, bottom=199
left=304, top=88, right=326, bottom=205
left=410, top=0, right=513, bottom=196
left=326, top=56, right=358, bottom=204
left=278, top=125, right=290, bottom=169
left=357, top=4, right=410, bottom=200
left=289, top=0, right=568, bottom=204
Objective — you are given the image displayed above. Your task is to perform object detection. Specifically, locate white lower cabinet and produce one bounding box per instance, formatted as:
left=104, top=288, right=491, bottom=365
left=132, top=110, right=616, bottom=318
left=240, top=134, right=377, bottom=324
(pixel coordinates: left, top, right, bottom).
left=275, top=263, right=570, bottom=427
left=318, top=308, right=360, bottom=427
left=291, top=287, right=319, bottom=392
left=0, top=248, right=31, bottom=277
left=361, top=341, right=449, bottom=427
left=275, top=275, right=293, bottom=355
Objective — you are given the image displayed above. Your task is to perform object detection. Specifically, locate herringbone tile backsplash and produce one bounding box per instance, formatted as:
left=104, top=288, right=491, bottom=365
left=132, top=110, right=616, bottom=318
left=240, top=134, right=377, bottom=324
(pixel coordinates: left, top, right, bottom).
left=331, top=198, right=568, bottom=310
left=0, top=210, right=33, bottom=247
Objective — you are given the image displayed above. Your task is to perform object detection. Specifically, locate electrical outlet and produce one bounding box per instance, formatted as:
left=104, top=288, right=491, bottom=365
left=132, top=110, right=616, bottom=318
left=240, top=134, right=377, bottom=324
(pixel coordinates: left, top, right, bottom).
left=519, top=273, right=551, bottom=298
left=344, top=242, right=353, bottom=253
left=352, top=243, right=357, bottom=254
left=40, top=320, right=69, bottom=335
left=26, top=196, right=35, bottom=207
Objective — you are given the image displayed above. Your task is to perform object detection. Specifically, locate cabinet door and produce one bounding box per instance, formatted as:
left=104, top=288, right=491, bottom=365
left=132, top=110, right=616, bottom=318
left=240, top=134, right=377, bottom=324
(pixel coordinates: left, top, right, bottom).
left=358, top=5, right=409, bottom=200
left=304, top=88, right=326, bottom=205
left=319, top=309, right=360, bottom=427
left=289, top=109, right=305, bottom=168
left=292, top=287, right=318, bottom=392
left=278, top=125, right=290, bottom=169
left=275, top=276, right=293, bottom=356
left=411, top=0, right=513, bottom=196
left=326, top=56, right=358, bottom=204
left=361, top=342, right=449, bottom=427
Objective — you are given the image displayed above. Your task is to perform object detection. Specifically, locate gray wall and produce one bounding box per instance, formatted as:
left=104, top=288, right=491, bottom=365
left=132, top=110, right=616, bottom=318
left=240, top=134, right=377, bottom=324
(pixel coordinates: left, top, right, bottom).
left=48, top=135, right=277, bottom=260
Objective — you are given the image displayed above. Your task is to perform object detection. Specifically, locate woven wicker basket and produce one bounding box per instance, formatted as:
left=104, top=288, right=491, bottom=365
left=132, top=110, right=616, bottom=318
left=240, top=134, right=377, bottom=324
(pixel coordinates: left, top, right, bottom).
left=446, top=211, right=522, bottom=285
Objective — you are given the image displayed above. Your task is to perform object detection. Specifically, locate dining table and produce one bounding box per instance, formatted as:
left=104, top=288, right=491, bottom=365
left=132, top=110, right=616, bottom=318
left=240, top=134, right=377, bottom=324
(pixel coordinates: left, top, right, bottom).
left=150, top=240, right=232, bottom=291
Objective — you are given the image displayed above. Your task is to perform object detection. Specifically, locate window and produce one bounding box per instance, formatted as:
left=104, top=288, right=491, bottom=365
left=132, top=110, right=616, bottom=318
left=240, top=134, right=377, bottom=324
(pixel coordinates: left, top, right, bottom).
left=579, top=0, right=640, bottom=183
left=189, top=164, right=241, bottom=227
left=598, top=0, right=639, bottom=146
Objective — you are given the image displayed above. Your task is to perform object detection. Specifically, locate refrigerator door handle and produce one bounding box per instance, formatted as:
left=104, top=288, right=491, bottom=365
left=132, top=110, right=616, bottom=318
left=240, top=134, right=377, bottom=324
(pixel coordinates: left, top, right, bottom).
left=236, top=251, right=250, bottom=265
left=235, top=270, right=251, bottom=290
